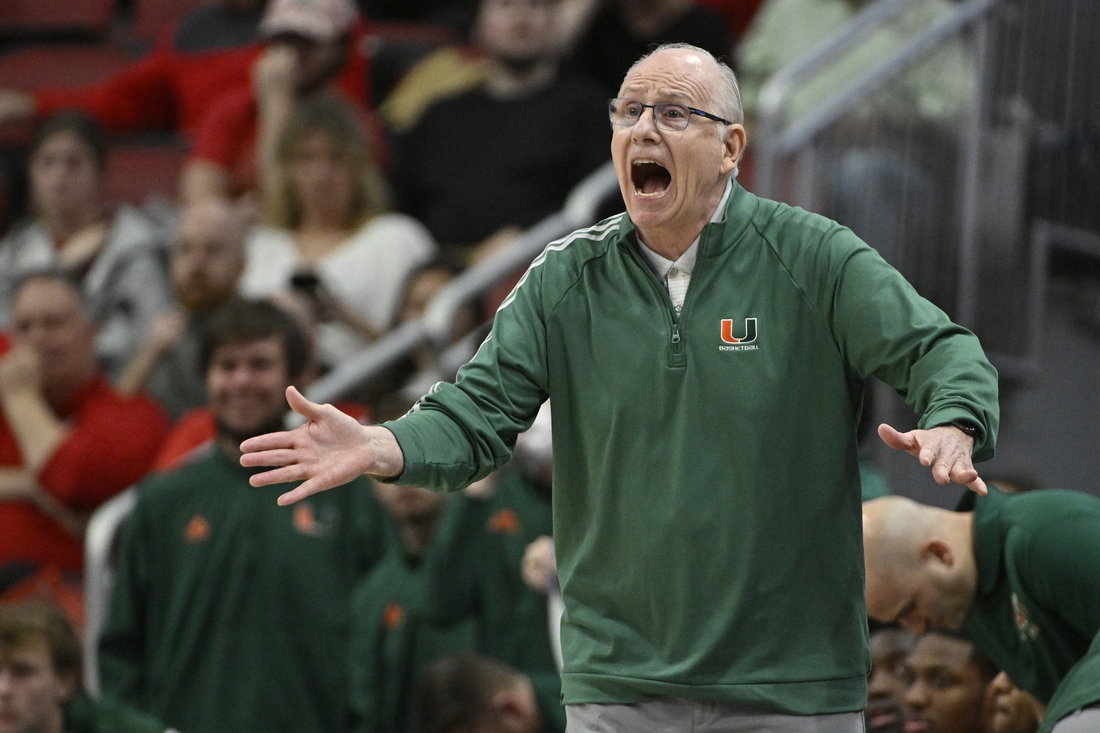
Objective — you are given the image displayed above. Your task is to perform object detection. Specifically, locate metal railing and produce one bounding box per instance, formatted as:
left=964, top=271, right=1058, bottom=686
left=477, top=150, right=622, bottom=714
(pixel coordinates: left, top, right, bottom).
left=303, top=160, right=620, bottom=407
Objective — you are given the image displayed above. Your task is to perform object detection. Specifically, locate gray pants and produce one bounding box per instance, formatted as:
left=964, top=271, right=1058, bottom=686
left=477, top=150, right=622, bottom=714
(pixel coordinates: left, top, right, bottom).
left=1050, top=706, right=1100, bottom=733
left=566, top=699, right=865, bottom=733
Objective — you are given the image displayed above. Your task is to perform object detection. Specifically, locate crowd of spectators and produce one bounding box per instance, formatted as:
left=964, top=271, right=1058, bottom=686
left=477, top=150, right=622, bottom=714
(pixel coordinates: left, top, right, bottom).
left=0, top=1, right=1095, bottom=733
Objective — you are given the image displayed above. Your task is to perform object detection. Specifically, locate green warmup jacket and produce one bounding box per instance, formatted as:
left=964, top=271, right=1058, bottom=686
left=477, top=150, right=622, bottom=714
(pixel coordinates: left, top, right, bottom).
left=385, top=182, right=999, bottom=713
left=65, top=691, right=166, bottom=733
left=429, top=467, right=558, bottom=674
left=347, top=505, right=479, bottom=733
left=959, top=487, right=1100, bottom=733
left=99, top=447, right=386, bottom=733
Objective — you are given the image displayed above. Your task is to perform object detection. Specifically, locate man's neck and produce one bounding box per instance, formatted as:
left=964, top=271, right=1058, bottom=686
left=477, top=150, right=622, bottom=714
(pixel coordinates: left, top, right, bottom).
left=400, top=514, right=440, bottom=558
left=636, top=178, right=731, bottom=261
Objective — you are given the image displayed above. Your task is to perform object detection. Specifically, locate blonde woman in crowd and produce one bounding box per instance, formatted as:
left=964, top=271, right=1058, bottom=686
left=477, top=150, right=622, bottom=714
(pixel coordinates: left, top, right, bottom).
left=239, top=94, right=437, bottom=368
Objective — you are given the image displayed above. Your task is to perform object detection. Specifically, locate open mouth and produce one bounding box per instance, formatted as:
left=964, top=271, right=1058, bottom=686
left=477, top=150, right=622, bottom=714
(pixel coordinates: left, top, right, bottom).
left=632, top=159, right=671, bottom=195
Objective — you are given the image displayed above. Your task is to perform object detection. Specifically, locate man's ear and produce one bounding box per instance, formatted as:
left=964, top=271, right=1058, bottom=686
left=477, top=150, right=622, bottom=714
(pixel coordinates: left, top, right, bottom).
left=724, top=124, right=747, bottom=176
left=56, top=670, right=78, bottom=703
left=490, top=683, right=538, bottom=733
left=920, top=538, right=955, bottom=568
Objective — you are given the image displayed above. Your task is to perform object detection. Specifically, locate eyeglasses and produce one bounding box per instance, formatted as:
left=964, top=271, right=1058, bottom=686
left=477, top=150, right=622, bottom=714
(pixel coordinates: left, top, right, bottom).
left=608, top=97, right=733, bottom=132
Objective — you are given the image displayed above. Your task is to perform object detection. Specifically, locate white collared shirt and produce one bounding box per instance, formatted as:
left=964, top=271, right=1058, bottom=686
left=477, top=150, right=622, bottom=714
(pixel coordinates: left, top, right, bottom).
left=637, top=177, right=733, bottom=313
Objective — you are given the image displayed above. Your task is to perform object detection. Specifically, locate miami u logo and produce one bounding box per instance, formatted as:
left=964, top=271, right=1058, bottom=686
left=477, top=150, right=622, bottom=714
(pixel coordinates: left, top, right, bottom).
left=720, top=318, right=757, bottom=344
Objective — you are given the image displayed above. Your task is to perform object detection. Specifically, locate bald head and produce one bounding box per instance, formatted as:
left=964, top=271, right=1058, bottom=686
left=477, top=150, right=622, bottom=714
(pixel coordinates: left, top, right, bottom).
left=172, top=200, right=246, bottom=311
left=863, top=497, right=978, bottom=635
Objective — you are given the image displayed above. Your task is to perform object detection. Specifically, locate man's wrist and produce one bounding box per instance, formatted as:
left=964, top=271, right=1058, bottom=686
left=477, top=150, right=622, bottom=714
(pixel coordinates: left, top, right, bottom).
left=937, top=419, right=979, bottom=439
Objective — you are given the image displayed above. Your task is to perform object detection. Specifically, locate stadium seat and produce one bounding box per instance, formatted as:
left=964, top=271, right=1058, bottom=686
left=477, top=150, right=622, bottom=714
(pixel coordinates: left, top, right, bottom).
left=0, top=0, right=116, bottom=40
left=130, top=0, right=208, bottom=44
left=104, top=141, right=187, bottom=206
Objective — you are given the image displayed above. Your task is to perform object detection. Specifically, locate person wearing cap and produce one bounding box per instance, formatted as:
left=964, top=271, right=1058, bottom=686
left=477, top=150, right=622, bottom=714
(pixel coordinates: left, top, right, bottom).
left=863, top=489, right=1100, bottom=733
left=180, top=0, right=376, bottom=205
left=240, top=43, right=997, bottom=732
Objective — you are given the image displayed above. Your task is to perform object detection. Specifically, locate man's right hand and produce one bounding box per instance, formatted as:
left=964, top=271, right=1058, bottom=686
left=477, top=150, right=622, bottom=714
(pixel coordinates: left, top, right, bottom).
left=240, top=386, right=405, bottom=505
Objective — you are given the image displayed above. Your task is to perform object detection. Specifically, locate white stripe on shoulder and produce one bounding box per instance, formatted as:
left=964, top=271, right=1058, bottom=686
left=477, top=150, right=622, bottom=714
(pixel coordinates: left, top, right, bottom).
left=497, top=215, right=625, bottom=313
left=407, top=381, right=445, bottom=413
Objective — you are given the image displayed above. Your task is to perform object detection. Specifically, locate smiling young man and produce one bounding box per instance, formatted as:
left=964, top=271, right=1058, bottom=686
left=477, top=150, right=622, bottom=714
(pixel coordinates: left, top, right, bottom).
left=240, top=44, right=999, bottom=732
left=98, top=299, right=385, bottom=733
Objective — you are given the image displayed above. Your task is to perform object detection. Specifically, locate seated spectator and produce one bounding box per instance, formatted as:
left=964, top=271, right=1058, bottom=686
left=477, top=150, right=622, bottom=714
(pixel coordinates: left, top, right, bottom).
left=182, top=0, right=374, bottom=204
left=867, top=625, right=915, bottom=733
left=0, top=113, right=173, bottom=382
left=900, top=631, right=998, bottom=733
left=0, top=0, right=268, bottom=138
left=389, top=0, right=610, bottom=266
left=560, top=0, right=734, bottom=99
left=408, top=653, right=565, bottom=733
left=0, top=269, right=169, bottom=593
left=117, top=200, right=247, bottom=420
left=98, top=298, right=385, bottom=733
left=347, top=437, right=477, bottom=733
left=240, top=95, right=436, bottom=367
left=0, top=601, right=170, bottom=733
left=988, top=672, right=1045, bottom=733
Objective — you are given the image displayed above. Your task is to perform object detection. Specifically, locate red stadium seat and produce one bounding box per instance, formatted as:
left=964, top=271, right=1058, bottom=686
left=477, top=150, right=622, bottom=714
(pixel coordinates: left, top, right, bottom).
left=0, top=45, right=134, bottom=147
left=0, top=45, right=133, bottom=90
left=0, top=0, right=116, bottom=39
left=130, top=0, right=208, bottom=44
left=104, top=142, right=187, bottom=206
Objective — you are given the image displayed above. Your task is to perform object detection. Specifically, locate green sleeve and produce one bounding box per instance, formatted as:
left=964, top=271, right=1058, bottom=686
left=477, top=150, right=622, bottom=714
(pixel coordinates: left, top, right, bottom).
left=97, top=493, right=152, bottom=706
left=1015, top=501, right=1100, bottom=639
left=385, top=259, right=552, bottom=491
left=823, top=229, right=999, bottom=459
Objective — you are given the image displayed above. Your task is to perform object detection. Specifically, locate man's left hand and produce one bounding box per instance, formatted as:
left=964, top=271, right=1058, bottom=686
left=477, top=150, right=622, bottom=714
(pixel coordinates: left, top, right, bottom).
left=878, top=423, right=987, bottom=495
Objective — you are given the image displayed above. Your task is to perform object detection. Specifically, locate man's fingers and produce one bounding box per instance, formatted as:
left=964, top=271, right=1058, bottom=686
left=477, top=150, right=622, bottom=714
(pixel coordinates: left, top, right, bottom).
left=248, top=465, right=307, bottom=488
left=240, top=430, right=296, bottom=456
left=240, top=448, right=300, bottom=468
left=877, top=423, right=917, bottom=454
left=286, top=385, right=325, bottom=420
left=277, top=480, right=324, bottom=506
left=966, top=475, right=988, bottom=496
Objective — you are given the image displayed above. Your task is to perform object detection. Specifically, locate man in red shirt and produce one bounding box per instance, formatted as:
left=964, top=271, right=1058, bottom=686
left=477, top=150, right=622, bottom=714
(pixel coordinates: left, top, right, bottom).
left=182, top=0, right=374, bottom=203
left=0, top=269, right=169, bottom=591
left=0, top=0, right=268, bottom=139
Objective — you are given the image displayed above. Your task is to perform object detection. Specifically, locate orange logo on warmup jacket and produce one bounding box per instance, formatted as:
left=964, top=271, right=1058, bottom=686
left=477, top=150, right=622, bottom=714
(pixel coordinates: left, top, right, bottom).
left=488, top=508, right=521, bottom=535
left=184, top=515, right=211, bottom=543
left=382, top=603, right=405, bottom=629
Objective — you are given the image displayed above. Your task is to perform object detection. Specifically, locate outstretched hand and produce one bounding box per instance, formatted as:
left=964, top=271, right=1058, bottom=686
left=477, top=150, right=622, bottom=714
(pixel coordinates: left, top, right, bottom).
left=240, top=386, right=404, bottom=505
left=878, top=423, right=986, bottom=495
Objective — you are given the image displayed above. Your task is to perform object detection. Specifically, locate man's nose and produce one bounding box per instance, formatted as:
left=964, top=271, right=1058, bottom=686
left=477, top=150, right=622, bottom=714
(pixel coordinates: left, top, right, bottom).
left=631, top=107, right=661, bottom=138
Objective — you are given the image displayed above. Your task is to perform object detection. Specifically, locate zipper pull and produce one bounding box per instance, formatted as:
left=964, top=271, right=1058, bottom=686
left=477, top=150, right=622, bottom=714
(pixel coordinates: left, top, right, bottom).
left=671, top=324, right=681, bottom=344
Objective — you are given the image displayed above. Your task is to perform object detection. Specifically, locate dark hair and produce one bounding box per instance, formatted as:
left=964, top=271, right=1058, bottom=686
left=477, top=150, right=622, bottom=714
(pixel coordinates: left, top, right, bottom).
left=200, top=298, right=310, bottom=380
left=408, top=654, right=521, bottom=733
left=920, top=630, right=1000, bottom=683
left=0, top=601, right=82, bottom=681
left=32, top=110, right=108, bottom=172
